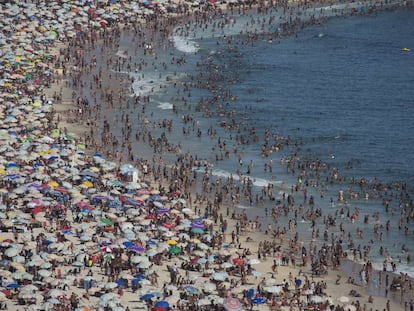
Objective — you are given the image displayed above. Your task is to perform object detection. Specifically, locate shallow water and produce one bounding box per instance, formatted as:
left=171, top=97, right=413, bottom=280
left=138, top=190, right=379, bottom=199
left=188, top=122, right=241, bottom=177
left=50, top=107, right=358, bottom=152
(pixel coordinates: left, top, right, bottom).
left=92, top=4, right=414, bottom=275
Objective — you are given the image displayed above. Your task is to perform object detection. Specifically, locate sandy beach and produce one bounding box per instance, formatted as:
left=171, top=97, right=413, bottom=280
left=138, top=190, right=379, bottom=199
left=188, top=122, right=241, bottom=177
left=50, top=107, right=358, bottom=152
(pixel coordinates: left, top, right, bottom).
left=1, top=0, right=413, bottom=311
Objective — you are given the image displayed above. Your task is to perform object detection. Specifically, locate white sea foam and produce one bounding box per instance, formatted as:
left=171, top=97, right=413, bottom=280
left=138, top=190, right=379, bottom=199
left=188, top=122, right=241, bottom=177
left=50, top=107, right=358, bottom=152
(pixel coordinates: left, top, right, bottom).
left=170, top=35, right=200, bottom=54
left=129, top=72, right=164, bottom=96
left=157, top=102, right=174, bottom=110
left=237, top=205, right=252, bottom=209
left=210, top=168, right=282, bottom=188
left=116, top=50, right=128, bottom=58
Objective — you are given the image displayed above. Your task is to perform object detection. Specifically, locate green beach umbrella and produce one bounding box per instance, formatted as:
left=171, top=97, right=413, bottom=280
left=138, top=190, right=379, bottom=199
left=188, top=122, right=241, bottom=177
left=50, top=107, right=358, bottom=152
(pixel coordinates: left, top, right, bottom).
left=169, top=247, right=181, bottom=255
left=50, top=129, right=60, bottom=137
left=111, top=180, right=123, bottom=187
left=101, top=217, right=113, bottom=226
left=77, top=144, right=86, bottom=150
left=191, top=228, right=204, bottom=234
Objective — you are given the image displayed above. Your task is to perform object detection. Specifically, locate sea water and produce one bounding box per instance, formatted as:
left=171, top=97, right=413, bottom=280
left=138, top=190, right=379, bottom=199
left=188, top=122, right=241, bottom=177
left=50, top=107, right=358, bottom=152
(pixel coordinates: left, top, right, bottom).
left=99, top=3, right=414, bottom=276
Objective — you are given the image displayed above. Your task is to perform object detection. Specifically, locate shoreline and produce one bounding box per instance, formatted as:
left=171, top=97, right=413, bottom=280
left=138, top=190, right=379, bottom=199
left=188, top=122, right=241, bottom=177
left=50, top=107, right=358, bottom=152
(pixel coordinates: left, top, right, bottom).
left=1, top=0, right=413, bottom=311
left=51, top=0, right=414, bottom=297
left=52, top=0, right=414, bottom=306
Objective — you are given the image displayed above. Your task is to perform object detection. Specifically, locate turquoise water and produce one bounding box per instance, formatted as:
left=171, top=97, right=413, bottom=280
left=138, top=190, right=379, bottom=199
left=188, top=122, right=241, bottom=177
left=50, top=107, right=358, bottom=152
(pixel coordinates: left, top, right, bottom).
left=95, top=4, right=414, bottom=275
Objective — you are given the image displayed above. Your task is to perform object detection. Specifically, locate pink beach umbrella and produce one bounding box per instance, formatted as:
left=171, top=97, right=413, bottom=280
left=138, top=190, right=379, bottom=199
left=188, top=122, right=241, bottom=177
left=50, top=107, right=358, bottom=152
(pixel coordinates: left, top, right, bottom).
left=223, top=297, right=242, bottom=311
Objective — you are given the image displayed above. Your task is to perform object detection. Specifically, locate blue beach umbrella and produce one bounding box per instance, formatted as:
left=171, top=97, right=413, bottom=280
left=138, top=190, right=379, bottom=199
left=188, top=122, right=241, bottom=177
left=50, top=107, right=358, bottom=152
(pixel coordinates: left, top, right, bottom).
left=6, top=283, right=19, bottom=289
left=134, top=273, right=146, bottom=280
left=126, top=198, right=140, bottom=206
left=247, top=288, right=255, bottom=299
left=183, top=285, right=200, bottom=295
left=155, top=301, right=170, bottom=308
left=116, top=279, right=126, bottom=287
left=140, top=293, right=155, bottom=301
left=123, top=241, right=134, bottom=248
left=251, top=297, right=265, bottom=304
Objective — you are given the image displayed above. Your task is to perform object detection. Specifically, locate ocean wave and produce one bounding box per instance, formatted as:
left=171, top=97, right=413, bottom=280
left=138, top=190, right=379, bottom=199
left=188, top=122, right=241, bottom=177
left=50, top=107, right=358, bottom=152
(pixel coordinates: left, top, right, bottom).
left=170, top=35, right=200, bottom=54
left=210, top=167, right=282, bottom=188
left=129, top=72, right=164, bottom=96
left=157, top=102, right=174, bottom=110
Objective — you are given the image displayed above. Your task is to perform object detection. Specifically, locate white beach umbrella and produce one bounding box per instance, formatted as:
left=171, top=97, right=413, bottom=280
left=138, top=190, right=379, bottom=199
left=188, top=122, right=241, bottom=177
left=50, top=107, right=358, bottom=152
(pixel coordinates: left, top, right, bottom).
left=338, top=296, right=350, bottom=303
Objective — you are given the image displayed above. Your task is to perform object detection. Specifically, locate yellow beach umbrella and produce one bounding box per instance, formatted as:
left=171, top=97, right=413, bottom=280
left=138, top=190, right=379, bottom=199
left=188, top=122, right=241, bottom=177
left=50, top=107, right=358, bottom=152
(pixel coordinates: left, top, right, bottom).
left=48, top=181, right=59, bottom=188
left=81, top=181, right=93, bottom=188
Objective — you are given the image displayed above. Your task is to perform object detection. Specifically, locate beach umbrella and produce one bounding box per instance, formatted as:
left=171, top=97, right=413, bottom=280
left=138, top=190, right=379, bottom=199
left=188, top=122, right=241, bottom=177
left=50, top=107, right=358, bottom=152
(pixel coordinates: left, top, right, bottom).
left=191, top=227, right=204, bottom=234
left=202, top=282, right=216, bottom=293
left=101, top=282, right=119, bottom=290
left=169, top=247, right=181, bottom=255
left=338, top=296, right=350, bottom=303
left=262, top=285, right=282, bottom=295
left=252, top=271, right=262, bottom=278
left=183, top=285, right=200, bottom=295
left=101, top=246, right=113, bottom=253
left=191, top=221, right=204, bottom=229
left=10, top=261, right=25, bottom=270
left=5, top=247, right=20, bottom=258
left=140, top=293, right=155, bottom=301
left=344, top=305, right=357, bottom=311
left=211, top=271, right=228, bottom=281
left=166, top=239, right=177, bottom=245
left=221, top=262, right=233, bottom=269
left=80, top=169, right=98, bottom=178
left=100, top=292, right=120, bottom=302
left=129, top=245, right=146, bottom=253
left=197, top=258, right=207, bottom=264
left=146, top=249, right=158, bottom=257
left=38, top=269, right=52, bottom=278
left=303, top=289, right=314, bottom=295
left=197, top=242, right=210, bottom=250
left=232, top=258, right=244, bottom=266
left=11, top=271, right=33, bottom=281
left=223, top=297, right=242, bottom=311
left=192, top=250, right=205, bottom=257
left=200, top=297, right=217, bottom=306
left=138, top=261, right=151, bottom=269
left=6, top=282, right=19, bottom=289
left=311, top=295, right=324, bottom=303
left=249, top=258, right=261, bottom=265
left=12, top=256, right=26, bottom=264
left=264, top=278, right=278, bottom=286
left=72, top=261, right=84, bottom=267
left=123, top=241, right=135, bottom=248
left=47, top=289, right=65, bottom=298
left=154, top=301, right=169, bottom=308
left=178, top=233, right=190, bottom=240
left=251, top=297, right=265, bottom=305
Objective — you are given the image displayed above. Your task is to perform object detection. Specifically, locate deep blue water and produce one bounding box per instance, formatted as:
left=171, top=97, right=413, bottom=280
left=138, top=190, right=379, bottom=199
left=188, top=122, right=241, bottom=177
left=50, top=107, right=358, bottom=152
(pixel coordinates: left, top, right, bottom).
left=227, top=10, right=414, bottom=184
left=109, top=4, right=414, bottom=273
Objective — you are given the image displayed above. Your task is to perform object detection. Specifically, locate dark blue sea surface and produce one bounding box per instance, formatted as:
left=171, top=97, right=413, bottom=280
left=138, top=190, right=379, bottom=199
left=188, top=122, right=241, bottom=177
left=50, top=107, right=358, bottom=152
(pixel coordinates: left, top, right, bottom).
left=111, top=5, right=414, bottom=274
